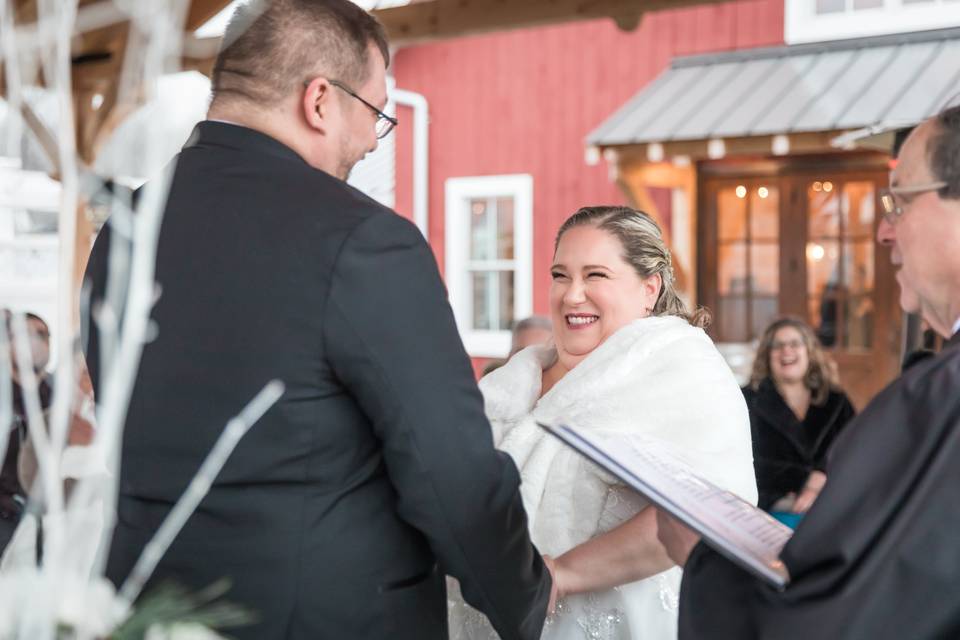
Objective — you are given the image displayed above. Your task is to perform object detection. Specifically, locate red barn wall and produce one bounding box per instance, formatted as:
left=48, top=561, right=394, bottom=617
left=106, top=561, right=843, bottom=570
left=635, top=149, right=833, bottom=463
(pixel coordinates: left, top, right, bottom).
left=391, top=0, right=785, bottom=373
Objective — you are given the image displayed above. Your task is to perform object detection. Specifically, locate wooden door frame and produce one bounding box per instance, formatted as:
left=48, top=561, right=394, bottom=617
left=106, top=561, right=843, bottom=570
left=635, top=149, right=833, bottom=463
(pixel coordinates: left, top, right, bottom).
left=698, top=175, right=789, bottom=342
left=778, top=169, right=899, bottom=358
left=698, top=153, right=890, bottom=330
left=697, top=154, right=900, bottom=406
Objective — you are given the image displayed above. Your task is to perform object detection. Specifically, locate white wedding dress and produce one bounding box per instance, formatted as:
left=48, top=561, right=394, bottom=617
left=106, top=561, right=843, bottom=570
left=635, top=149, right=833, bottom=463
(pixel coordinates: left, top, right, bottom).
left=448, top=316, right=758, bottom=640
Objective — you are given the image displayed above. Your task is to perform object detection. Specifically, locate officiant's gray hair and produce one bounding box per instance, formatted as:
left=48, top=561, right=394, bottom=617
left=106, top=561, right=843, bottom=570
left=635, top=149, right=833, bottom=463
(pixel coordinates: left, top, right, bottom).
left=556, top=206, right=710, bottom=328
left=930, top=101, right=960, bottom=198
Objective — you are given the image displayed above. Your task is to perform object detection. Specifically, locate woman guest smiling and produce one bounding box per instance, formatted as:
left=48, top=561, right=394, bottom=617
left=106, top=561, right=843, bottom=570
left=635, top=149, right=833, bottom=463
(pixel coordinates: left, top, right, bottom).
left=745, top=317, right=856, bottom=513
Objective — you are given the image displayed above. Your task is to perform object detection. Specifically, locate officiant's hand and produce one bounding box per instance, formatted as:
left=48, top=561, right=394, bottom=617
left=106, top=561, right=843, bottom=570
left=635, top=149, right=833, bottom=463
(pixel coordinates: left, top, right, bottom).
left=542, top=554, right=561, bottom=614
left=655, top=509, right=700, bottom=568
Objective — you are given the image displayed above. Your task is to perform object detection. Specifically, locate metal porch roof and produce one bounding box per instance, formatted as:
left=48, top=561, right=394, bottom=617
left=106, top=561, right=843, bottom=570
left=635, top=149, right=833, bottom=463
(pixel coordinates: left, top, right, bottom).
left=588, top=26, right=960, bottom=148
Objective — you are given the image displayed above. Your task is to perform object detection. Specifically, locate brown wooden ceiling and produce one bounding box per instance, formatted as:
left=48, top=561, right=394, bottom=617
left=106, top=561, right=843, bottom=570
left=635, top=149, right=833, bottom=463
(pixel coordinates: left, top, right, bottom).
left=1, top=0, right=727, bottom=163
left=5, top=0, right=730, bottom=91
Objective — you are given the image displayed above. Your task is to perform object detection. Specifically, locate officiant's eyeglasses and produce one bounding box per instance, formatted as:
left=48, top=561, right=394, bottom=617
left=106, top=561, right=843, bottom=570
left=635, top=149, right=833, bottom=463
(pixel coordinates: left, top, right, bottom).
left=879, top=182, right=947, bottom=224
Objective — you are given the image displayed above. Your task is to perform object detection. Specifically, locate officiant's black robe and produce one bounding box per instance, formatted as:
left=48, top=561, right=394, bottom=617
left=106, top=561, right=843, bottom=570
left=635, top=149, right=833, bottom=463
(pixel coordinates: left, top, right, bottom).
left=679, top=332, right=960, bottom=640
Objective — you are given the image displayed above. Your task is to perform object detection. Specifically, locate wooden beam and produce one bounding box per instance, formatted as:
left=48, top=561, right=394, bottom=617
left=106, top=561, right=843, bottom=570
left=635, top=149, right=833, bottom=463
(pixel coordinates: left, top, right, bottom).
left=373, top=0, right=729, bottom=45
left=185, top=0, right=233, bottom=32
left=606, top=132, right=878, bottom=167
left=181, top=34, right=221, bottom=76
left=19, top=100, right=60, bottom=174
left=13, top=0, right=37, bottom=25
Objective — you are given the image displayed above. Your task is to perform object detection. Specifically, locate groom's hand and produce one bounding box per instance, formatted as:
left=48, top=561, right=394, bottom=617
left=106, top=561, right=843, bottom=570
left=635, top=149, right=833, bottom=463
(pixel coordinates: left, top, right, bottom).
left=542, top=555, right=560, bottom=614
left=655, top=509, right=700, bottom=568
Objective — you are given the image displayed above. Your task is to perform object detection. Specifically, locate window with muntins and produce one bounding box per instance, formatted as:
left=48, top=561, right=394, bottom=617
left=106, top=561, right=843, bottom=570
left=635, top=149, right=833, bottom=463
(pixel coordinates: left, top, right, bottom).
left=444, top=175, right=533, bottom=357
left=786, top=0, right=960, bottom=43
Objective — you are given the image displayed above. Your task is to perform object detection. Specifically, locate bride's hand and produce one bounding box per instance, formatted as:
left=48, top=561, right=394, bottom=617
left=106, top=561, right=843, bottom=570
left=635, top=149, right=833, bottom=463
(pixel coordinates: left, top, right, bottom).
left=655, top=509, right=700, bottom=567
left=542, top=555, right=563, bottom=614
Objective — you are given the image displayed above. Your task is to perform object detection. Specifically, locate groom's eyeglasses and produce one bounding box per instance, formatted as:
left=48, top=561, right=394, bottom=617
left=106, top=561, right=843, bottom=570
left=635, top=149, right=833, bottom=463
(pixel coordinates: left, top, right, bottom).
left=304, top=79, right=397, bottom=139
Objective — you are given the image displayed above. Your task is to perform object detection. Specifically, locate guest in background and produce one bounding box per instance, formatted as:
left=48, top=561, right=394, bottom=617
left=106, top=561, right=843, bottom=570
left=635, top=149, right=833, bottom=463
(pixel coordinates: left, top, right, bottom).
left=4, top=355, right=99, bottom=571
left=744, top=316, right=855, bottom=513
left=509, top=316, right=552, bottom=356
left=1, top=311, right=53, bottom=553
left=482, top=316, right=553, bottom=376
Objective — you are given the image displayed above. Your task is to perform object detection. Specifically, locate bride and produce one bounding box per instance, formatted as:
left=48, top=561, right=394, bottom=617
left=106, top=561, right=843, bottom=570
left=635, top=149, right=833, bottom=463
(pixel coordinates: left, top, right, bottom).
left=448, top=206, right=757, bottom=639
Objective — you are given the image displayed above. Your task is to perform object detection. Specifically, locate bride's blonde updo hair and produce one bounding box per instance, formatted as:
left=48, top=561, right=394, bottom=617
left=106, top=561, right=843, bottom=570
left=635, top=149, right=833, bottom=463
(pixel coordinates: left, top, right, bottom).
left=555, top=206, right=710, bottom=328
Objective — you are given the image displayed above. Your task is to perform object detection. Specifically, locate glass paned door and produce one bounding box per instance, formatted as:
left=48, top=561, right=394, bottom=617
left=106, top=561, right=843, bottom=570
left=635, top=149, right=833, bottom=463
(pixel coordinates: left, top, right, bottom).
left=701, top=169, right=899, bottom=408
left=805, top=180, right=876, bottom=350
left=710, top=181, right=780, bottom=343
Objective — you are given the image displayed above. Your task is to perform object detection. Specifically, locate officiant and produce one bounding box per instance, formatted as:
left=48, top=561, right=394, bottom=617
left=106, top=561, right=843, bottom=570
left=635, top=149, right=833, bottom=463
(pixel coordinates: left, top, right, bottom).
left=656, top=102, right=960, bottom=639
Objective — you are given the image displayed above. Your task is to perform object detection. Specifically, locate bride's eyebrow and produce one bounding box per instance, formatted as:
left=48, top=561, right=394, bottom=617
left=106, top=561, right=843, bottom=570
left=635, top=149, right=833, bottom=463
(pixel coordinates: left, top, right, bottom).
left=550, top=264, right=567, bottom=271
left=582, top=264, right=611, bottom=271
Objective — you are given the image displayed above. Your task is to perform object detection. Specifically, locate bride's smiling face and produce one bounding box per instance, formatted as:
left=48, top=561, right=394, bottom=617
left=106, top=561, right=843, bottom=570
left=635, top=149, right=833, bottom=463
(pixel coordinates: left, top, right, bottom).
left=550, top=224, right=661, bottom=371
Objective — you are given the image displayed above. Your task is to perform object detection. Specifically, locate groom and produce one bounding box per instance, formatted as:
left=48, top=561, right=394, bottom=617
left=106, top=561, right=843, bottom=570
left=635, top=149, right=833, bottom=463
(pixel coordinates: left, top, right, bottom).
left=82, top=1, right=552, bottom=638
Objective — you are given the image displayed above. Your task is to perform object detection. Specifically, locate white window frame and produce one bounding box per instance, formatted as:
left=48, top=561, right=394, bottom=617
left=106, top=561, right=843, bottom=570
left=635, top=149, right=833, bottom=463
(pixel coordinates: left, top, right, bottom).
left=785, top=0, right=960, bottom=44
left=444, top=174, right=533, bottom=358
left=0, top=162, right=61, bottom=355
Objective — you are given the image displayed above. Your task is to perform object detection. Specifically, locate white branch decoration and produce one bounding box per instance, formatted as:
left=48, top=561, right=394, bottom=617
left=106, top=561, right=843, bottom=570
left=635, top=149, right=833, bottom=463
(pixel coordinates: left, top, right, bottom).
left=0, top=1, right=295, bottom=639
left=0, top=321, right=12, bottom=473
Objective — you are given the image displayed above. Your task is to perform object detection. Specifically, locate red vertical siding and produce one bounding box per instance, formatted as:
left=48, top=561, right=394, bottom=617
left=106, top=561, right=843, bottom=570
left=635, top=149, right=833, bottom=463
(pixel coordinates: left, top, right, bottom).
left=391, top=0, right=784, bottom=369
left=392, top=102, right=415, bottom=222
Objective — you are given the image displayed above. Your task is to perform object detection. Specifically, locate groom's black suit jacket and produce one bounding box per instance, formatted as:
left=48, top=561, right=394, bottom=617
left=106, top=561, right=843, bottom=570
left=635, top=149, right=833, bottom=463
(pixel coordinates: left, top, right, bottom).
left=83, top=121, right=550, bottom=640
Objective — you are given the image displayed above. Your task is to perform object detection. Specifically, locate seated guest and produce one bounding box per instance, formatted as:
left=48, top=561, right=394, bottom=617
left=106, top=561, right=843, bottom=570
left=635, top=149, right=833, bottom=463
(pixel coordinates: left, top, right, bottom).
left=744, top=317, right=855, bottom=513
left=1, top=311, right=53, bottom=554
left=482, top=316, right=553, bottom=376
left=4, top=356, right=100, bottom=571
left=657, top=103, right=960, bottom=640
left=509, top=315, right=552, bottom=356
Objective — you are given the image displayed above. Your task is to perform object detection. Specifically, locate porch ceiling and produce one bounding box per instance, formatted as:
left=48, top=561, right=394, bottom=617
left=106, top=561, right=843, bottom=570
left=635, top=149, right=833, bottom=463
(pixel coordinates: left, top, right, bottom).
left=4, top=0, right=734, bottom=95
left=0, top=0, right=738, bottom=162
left=372, top=0, right=730, bottom=45
left=588, top=26, right=960, bottom=153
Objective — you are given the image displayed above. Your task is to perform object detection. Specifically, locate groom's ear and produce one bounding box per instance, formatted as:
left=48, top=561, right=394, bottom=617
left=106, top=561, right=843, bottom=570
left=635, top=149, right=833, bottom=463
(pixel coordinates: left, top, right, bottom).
left=303, top=77, right=334, bottom=134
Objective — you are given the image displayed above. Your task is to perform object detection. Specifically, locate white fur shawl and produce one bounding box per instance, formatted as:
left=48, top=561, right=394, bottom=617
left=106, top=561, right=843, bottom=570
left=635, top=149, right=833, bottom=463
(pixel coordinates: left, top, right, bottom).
left=480, top=315, right=758, bottom=557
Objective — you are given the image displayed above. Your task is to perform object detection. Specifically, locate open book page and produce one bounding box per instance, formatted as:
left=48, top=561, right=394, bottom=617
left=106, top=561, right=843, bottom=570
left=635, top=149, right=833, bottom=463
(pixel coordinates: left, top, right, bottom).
left=540, top=422, right=793, bottom=589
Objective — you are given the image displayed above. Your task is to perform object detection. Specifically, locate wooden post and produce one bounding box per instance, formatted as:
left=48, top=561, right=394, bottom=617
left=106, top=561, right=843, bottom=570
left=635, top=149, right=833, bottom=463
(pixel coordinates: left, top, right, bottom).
left=70, top=53, right=123, bottom=331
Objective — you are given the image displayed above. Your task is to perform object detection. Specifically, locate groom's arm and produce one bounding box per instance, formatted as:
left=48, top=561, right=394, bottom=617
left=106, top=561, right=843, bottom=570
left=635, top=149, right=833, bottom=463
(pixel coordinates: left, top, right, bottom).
left=678, top=543, right=759, bottom=639
left=324, top=212, right=551, bottom=640
left=658, top=513, right=761, bottom=639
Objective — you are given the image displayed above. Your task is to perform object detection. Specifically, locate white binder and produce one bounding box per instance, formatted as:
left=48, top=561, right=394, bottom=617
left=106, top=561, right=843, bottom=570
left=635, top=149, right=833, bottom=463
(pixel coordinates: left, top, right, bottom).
left=540, top=421, right=793, bottom=589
